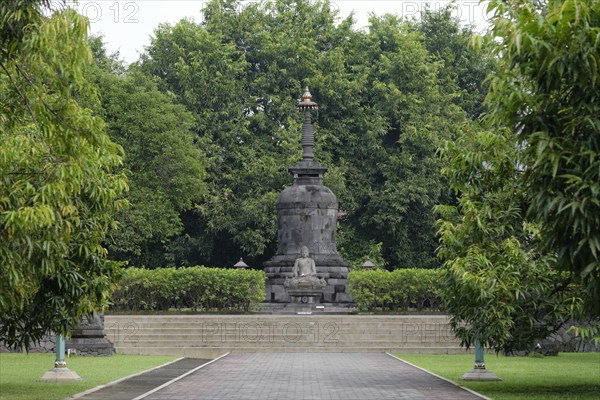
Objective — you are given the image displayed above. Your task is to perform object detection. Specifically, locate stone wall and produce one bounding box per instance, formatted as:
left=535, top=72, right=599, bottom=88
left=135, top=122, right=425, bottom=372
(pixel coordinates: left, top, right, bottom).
left=0, top=334, right=114, bottom=356
left=0, top=333, right=56, bottom=353
left=1, top=313, right=114, bottom=356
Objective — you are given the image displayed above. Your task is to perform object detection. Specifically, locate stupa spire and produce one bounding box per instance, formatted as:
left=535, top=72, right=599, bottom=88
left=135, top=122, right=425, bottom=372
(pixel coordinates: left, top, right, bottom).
left=297, top=87, right=318, bottom=161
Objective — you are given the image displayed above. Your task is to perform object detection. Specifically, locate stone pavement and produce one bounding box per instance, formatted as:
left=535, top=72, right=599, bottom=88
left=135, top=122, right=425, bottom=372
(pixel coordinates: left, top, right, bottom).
left=140, top=353, right=488, bottom=400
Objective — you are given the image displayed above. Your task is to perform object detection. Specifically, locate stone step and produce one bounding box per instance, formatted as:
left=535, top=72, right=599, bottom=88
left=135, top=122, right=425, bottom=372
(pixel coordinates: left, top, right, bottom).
left=106, top=315, right=450, bottom=322
left=113, top=346, right=468, bottom=358
left=103, top=317, right=456, bottom=334
left=105, top=316, right=448, bottom=329
left=107, top=325, right=455, bottom=333
left=105, top=321, right=452, bottom=328
left=104, top=315, right=463, bottom=356
left=105, top=332, right=455, bottom=341
left=111, top=340, right=458, bottom=348
left=107, top=327, right=453, bottom=336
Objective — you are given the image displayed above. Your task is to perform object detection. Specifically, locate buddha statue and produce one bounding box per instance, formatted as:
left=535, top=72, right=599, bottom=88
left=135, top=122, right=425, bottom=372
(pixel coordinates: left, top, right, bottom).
left=285, top=246, right=326, bottom=290
left=292, top=246, right=316, bottom=278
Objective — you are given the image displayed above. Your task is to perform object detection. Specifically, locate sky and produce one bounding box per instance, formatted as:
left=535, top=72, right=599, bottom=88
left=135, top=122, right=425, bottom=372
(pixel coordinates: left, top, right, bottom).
left=62, top=0, right=491, bottom=63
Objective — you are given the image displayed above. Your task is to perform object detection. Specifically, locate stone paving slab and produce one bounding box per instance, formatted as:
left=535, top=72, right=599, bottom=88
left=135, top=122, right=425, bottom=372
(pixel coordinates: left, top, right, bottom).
left=142, top=353, right=487, bottom=400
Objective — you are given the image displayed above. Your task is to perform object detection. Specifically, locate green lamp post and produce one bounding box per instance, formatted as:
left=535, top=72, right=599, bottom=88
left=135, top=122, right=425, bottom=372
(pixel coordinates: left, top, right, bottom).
left=460, top=340, right=501, bottom=381
left=40, top=333, right=81, bottom=382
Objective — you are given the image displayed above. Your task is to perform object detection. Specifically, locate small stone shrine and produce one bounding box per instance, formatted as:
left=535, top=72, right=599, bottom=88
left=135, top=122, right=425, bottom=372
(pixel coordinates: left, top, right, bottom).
left=264, top=88, right=351, bottom=304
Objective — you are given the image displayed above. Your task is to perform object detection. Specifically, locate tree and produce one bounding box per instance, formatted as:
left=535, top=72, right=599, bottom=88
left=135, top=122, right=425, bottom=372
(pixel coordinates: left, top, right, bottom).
left=0, top=3, right=127, bottom=349
left=485, top=0, right=600, bottom=316
left=412, top=6, right=495, bottom=119
left=436, top=124, right=582, bottom=353
left=89, top=39, right=207, bottom=268
left=436, top=0, right=600, bottom=351
left=140, top=12, right=284, bottom=267
left=138, top=0, right=476, bottom=269
left=326, top=13, right=464, bottom=269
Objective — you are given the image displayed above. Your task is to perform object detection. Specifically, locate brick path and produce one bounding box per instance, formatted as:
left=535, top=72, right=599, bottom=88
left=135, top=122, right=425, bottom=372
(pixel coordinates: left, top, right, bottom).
left=141, top=353, right=487, bottom=400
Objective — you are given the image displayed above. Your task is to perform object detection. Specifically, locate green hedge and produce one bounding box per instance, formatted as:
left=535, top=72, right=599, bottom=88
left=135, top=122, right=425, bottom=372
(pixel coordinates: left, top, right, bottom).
left=348, top=269, right=445, bottom=311
left=111, top=267, right=266, bottom=312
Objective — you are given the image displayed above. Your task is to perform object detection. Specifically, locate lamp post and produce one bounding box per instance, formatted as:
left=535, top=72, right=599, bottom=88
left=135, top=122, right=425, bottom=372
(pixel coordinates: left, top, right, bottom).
left=234, top=258, right=249, bottom=269
left=460, top=340, right=501, bottom=381
left=40, top=332, right=81, bottom=382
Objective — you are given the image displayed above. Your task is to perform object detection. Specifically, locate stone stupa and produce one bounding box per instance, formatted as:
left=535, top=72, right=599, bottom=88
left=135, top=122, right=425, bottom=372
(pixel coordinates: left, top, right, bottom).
left=264, top=88, right=351, bottom=304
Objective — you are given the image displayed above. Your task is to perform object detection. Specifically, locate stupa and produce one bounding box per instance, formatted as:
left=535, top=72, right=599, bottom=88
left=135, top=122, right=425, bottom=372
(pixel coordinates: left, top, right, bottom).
left=264, top=88, right=351, bottom=303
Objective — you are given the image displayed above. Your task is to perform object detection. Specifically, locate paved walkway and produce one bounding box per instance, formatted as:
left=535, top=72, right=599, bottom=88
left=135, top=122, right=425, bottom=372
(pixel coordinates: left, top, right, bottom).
left=72, top=358, right=210, bottom=400
left=140, top=353, right=487, bottom=400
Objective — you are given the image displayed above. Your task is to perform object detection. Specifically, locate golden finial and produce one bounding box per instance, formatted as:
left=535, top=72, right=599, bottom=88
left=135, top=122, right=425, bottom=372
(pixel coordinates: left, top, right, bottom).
left=297, top=87, right=318, bottom=111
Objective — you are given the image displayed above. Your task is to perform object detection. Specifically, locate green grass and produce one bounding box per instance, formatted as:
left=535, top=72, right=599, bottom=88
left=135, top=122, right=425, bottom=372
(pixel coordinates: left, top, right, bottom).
left=0, top=353, right=178, bottom=400
left=395, top=352, right=600, bottom=400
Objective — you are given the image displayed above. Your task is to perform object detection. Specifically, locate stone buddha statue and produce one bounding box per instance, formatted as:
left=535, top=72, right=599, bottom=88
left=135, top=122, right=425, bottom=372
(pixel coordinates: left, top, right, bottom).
left=292, top=246, right=316, bottom=278
left=285, top=246, right=326, bottom=290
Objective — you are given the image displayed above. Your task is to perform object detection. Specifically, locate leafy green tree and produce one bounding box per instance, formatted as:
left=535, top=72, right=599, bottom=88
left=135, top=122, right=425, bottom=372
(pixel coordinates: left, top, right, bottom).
left=436, top=0, right=600, bottom=351
left=320, top=13, right=465, bottom=269
left=0, top=3, right=127, bottom=349
left=485, top=0, right=600, bottom=316
left=140, top=0, right=347, bottom=266
left=138, top=0, right=478, bottom=269
left=436, top=125, right=581, bottom=353
left=413, top=6, right=494, bottom=119
left=89, top=39, right=207, bottom=268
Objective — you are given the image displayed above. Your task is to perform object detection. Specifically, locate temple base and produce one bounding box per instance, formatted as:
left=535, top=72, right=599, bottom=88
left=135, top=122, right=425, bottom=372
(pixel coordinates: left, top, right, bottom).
left=287, top=285, right=324, bottom=305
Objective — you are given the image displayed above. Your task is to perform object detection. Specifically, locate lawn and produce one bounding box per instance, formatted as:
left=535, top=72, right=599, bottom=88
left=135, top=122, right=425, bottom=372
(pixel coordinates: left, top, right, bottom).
left=0, top=353, right=178, bottom=400
left=396, top=352, right=600, bottom=400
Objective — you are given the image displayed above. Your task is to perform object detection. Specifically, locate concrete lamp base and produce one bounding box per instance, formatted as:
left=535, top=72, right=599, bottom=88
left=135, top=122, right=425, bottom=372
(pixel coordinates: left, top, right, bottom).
left=462, top=341, right=501, bottom=381
left=40, top=367, right=81, bottom=382
left=460, top=368, right=501, bottom=381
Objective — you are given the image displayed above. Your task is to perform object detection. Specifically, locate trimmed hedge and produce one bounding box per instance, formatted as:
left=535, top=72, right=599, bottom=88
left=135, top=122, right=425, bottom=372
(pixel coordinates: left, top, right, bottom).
left=111, top=267, right=265, bottom=312
left=348, top=269, right=445, bottom=311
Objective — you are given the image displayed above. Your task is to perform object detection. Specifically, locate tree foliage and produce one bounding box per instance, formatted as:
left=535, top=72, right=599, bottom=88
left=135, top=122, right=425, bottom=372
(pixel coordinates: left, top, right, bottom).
left=436, top=125, right=582, bottom=353
left=89, top=39, right=207, bottom=267
left=436, top=0, right=600, bottom=352
left=414, top=6, right=495, bottom=119
left=485, top=0, right=600, bottom=316
left=0, top=3, right=127, bottom=349
left=133, top=0, right=485, bottom=269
